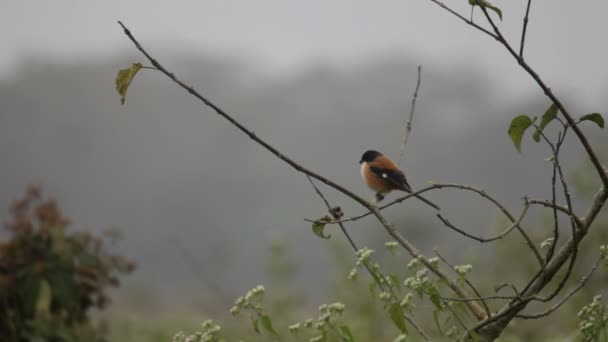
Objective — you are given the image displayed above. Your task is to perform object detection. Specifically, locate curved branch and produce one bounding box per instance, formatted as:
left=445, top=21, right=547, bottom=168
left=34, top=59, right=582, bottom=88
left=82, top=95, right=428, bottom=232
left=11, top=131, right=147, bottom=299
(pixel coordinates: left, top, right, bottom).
left=478, top=6, right=607, bottom=186
left=118, top=21, right=487, bottom=321
left=518, top=254, right=604, bottom=319
left=306, top=176, right=430, bottom=341
left=398, top=65, right=422, bottom=166
left=436, top=202, right=529, bottom=243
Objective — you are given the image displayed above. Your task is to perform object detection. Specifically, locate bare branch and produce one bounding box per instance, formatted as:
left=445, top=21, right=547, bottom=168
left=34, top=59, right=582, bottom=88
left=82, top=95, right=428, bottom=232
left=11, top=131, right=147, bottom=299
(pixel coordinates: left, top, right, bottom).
left=398, top=65, right=422, bottom=166
left=527, top=199, right=583, bottom=227
left=434, top=249, right=491, bottom=317
left=427, top=0, right=498, bottom=39
left=436, top=201, right=529, bottom=244
left=477, top=6, right=607, bottom=186
left=519, top=0, right=533, bottom=57
left=432, top=184, right=542, bottom=265
left=519, top=254, right=604, bottom=319
left=118, top=20, right=486, bottom=322
left=306, top=176, right=430, bottom=341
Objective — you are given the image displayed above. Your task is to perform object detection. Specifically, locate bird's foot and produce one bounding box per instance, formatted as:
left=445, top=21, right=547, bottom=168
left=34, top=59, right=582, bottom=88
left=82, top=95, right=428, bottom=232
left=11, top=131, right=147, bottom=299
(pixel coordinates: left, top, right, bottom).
left=375, top=193, right=385, bottom=202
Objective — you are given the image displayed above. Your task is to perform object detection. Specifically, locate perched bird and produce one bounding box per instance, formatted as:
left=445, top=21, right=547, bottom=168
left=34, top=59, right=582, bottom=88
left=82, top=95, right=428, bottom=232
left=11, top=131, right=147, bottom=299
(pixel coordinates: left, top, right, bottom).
left=359, top=150, right=439, bottom=210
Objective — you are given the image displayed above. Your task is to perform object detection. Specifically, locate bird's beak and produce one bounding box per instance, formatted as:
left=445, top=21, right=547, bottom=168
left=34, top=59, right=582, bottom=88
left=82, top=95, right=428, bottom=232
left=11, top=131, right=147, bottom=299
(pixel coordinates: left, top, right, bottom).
left=358, top=160, right=363, bottom=164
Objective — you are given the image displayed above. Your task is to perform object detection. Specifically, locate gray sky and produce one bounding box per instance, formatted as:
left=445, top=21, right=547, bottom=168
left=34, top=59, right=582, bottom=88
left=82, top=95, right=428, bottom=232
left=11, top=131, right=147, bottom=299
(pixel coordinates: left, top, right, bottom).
left=2, top=0, right=608, bottom=106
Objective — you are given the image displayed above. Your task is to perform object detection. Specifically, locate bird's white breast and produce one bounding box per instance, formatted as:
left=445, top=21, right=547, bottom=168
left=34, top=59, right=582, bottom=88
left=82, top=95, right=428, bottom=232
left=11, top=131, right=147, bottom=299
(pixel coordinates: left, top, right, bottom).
left=360, top=162, right=367, bottom=181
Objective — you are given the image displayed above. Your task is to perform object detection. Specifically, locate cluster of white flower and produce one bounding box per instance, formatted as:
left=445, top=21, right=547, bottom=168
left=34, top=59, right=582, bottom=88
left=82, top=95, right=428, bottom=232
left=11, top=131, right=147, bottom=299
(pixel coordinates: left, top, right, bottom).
left=399, top=293, right=415, bottom=313
left=454, top=264, right=473, bottom=277
left=404, top=268, right=429, bottom=292
left=406, top=256, right=423, bottom=271
left=172, top=320, right=222, bottom=342
left=230, top=285, right=265, bottom=316
left=385, top=241, right=399, bottom=254
left=355, top=247, right=374, bottom=266
left=288, top=302, right=348, bottom=339
left=579, top=295, right=607, bottom=339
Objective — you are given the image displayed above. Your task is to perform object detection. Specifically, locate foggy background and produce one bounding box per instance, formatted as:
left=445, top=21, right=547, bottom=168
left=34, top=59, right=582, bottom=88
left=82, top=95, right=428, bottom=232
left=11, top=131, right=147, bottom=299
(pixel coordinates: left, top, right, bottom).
left=1, top=0, right=607, bottom=323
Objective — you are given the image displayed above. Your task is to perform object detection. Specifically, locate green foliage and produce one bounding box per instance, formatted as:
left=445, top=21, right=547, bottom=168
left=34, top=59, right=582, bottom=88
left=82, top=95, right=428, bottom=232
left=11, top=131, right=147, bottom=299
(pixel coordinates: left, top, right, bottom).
left=115, top=62, right=143, bottom=104
left=508, top=115, right=534, bottom=153
left=173, top=320, right=225, bottom=342
left=312, top=219, right=331, bottom=239
left=468, top=0, right=502, bottom=20
left=0, top=186, right=135, bottom=342
left=579, top=295, right=608, bottom=341
left=579, top=113, right=605, bottom=128
left=533, top=103, right=559, bottom=142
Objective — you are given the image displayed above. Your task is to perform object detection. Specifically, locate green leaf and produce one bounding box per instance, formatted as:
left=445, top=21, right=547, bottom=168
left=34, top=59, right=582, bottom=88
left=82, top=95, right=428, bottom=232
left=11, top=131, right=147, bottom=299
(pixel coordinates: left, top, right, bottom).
left=389, top=303, right=408, bottom=334
left=252, top=317, right=260, bottom=334
left=369, top=282, right=377, bottom=296
left=508, top=115, right=533, bottom=153
left=339, top=325, right=356, bottom=342
left=428, top=287, right=444, bottom=311
left=580, top=113, right=605, bottom=128
left=115, top=63, right=143, bottom=105
left=17, top=267, right=42, bottom=318
left=47, top=265, right=79, bottom=311
left=470, top=330, right=480, bottom=342
left=389, top=274, right=401, bottom=291
left=35, top=280, right=52, bottom=318
left=433, top=309, right=444, bottom=335
left=533, top=103, right=559, bottom=142
left=312, top=221, right=331, bottom=239
left=469, top=0, right=502, bottom=20
left=260, top=315, right=278, bottom=336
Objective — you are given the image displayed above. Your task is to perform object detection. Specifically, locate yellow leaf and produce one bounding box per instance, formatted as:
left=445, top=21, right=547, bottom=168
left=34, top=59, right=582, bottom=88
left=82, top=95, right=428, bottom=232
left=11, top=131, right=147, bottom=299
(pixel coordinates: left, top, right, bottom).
left=35, top=279, right=52, bottom=318
left=115, top=63, right=143, bottom=104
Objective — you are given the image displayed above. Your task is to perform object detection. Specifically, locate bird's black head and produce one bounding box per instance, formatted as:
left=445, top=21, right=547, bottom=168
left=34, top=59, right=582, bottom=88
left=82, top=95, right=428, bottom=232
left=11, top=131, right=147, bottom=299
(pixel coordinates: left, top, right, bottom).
left=359, top=150, right=382, bottom=164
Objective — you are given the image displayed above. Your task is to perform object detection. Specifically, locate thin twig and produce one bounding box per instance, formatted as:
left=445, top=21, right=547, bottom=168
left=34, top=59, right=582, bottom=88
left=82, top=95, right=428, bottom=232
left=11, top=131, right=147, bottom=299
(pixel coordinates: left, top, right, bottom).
left=518, top=254, right=604, bottom=318
left=434, top=249, right=491, bottom=317
left=527, top=199, right=582, bottom=227
left=477, top=6, right=608, bottom=186
left=519, top=0, right=533, bottom=57
left=436, top=202, right=529, bottom=244
left=398, top=65, right=422, bottom=166
left=306, top=182, right=543, bottom=265
left=431, top=184, right=542, bottom=265
left=427, top=0, right=498, bottom=39
left=306, top=175, right=358, bottom=251
left=306, top=176, right=430, bottom=340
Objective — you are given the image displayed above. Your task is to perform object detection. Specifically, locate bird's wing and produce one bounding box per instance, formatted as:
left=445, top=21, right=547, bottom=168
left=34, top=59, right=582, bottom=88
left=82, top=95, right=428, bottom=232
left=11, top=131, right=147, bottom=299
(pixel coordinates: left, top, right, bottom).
left=369, top=166, right=411, bottom=192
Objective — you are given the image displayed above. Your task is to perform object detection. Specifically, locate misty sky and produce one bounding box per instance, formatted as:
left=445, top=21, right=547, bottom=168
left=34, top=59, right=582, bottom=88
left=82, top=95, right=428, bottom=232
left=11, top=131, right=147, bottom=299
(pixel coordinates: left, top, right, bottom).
left=2, top=1, right=608, bottom=106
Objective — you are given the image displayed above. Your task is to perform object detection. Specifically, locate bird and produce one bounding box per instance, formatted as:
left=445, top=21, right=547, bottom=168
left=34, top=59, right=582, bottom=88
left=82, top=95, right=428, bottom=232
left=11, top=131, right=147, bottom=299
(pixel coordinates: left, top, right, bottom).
left=359, top=150, right=439, bottom=210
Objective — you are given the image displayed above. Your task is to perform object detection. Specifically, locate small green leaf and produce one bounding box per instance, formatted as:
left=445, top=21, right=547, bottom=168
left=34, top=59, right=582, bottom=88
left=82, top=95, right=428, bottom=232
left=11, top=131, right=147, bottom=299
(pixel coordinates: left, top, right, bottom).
left=115, top=63, right=143, bottom=105
left=508, top=115, right=533, bottom=153
left=389, top=274, right=401, bottom=291
left=369, top=282, right=377, bottom=296
left=428, top=287, right=444, bottom=311
left=533, top=103, right=559, bottom=142
left=252, top=317, right=260, bottom=334
left=47, top=265, right=79, bottom=311
left=469, top=0, right=502, bottom=20
left=433, top=309, right=444, bottom=335
left=580, top=113, right=605, bottom=128
left=17, top=267, right=42, bottom=318
left=35, top=280, right=52, bottom=318
left=339, top=325, right=356, bottom=342
left=389, top=303, right=408, bottom=334
left=470, top=330, right=480, bottom=342
left=312, top=221, right=331, bottom=239
left=260, top=315, right=278, bottom=336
